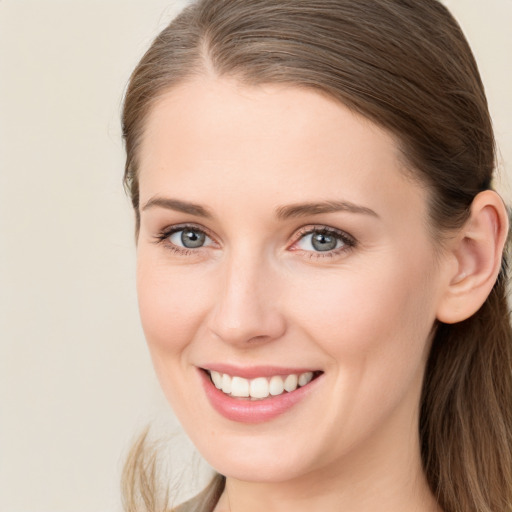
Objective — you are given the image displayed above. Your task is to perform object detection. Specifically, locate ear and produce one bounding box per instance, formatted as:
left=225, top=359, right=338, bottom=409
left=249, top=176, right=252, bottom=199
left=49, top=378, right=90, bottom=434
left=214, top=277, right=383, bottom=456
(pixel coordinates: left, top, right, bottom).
left=436, top=190, right=509, bottom=324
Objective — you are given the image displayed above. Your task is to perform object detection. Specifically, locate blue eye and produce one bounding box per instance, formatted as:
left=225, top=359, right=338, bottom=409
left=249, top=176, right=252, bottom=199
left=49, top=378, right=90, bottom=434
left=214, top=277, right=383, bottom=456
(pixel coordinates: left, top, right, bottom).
left=160, top=226, right=213, bottom=250
left=170, top=228, right=207, bottom=248
left=295, top=228, right=354, bottom=253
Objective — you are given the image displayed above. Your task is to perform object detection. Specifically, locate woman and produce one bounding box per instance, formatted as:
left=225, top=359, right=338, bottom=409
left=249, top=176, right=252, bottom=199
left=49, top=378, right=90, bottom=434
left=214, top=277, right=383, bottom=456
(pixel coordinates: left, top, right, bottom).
left=121, top=1, right=512, bottom=511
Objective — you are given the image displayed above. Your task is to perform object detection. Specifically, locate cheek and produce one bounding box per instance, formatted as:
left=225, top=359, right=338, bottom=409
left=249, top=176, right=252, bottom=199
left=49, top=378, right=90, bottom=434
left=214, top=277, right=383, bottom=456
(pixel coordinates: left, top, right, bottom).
left=136, top=258, right=216, bottom=418
left=136, top=257, right=209, bottom=357
left=283, top=258, right=438, bottom=449
left=288, top=256, right=437, bottom=375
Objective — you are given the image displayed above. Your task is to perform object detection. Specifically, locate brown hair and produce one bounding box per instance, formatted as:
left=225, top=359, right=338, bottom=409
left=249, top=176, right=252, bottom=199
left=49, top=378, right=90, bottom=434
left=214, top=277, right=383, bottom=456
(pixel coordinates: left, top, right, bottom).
left=121, top=1, right=512, bottom=511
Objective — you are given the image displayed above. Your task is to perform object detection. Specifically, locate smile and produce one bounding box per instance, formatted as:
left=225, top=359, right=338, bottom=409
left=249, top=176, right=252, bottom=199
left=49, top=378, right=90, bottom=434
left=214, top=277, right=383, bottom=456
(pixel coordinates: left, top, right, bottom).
left=207, top=370, right=318, bottom=400
left=200, top=366, right=324, bottom=423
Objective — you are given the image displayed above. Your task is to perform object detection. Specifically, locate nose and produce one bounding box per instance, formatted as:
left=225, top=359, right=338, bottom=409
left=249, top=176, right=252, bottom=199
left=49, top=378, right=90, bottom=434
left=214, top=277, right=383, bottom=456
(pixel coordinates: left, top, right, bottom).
left=207, top=251, right=287, bottom=346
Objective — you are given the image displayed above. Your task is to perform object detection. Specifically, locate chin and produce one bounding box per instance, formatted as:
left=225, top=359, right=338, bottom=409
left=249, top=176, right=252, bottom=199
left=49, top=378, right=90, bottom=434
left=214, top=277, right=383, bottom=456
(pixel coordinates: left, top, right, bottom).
left=185, top=421, right=328, bottom=484
left=207, top=447, right=314, bottom=483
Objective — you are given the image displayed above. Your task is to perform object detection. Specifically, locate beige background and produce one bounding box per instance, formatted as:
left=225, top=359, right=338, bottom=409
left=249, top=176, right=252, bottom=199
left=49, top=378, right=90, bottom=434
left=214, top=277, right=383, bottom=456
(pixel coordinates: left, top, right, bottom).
left=0, top=1, right=510, bottom=511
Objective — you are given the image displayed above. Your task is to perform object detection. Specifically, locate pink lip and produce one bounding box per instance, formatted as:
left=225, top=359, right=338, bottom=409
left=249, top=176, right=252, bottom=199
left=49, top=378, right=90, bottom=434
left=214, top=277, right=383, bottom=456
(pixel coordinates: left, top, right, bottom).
left=199, top=368, right=323, bottom=424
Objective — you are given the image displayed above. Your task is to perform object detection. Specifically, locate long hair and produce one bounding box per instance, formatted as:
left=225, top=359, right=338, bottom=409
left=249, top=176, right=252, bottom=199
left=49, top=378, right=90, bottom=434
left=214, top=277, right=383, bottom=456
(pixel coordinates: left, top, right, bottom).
left=121, top=1, right=512, bottom=511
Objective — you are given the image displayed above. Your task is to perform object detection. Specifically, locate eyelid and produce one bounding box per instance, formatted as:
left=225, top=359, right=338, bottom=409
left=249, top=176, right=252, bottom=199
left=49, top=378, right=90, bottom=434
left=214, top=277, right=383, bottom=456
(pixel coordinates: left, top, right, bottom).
left=152, top=222, right=356, bottom=258
left=153, top=223, right=218, bottom=251
left=289, top=224, right=357, bottom=255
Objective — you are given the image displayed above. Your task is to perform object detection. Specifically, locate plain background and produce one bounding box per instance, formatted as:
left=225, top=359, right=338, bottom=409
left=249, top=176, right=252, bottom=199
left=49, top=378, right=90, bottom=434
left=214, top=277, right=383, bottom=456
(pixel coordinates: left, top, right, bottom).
left=0, top=1, right=510, bottom=511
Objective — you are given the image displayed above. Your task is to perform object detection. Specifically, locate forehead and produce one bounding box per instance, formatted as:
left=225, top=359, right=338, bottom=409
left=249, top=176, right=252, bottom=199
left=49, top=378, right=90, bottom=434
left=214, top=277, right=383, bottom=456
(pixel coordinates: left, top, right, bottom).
left=137, top=77, right=427, bottom=223
left=140, top=77, right=397, bottom=167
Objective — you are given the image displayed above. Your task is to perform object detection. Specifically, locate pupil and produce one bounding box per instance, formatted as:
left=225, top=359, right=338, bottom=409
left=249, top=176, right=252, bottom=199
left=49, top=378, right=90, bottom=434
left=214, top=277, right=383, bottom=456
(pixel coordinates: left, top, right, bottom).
left=312, top=233, right=337, bottom=251
left=181, top=230, right=205, bottom=248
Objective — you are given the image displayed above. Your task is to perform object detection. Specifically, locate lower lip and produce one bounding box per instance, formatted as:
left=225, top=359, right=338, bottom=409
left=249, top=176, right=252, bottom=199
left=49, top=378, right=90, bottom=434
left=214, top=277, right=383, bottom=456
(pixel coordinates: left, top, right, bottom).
left=200, top=370, right=322, bottom=424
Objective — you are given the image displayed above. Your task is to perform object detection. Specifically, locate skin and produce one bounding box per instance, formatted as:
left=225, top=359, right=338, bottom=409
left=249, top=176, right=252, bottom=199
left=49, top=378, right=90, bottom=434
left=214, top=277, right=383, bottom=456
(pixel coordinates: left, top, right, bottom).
left=135, top=77, right=458, bottom=512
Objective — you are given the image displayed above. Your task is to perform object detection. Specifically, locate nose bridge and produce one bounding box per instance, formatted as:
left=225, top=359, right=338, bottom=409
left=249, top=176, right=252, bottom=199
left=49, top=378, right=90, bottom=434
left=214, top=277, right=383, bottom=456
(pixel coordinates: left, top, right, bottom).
left=209, top=246, right=285, bottom=345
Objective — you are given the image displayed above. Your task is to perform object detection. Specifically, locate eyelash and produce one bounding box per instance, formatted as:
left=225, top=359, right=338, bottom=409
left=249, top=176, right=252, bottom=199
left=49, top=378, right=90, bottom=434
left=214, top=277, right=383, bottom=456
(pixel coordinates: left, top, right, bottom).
left=152, top=224, right=215, bottom=256
left=290, top=225, right=356, bottom=259
left=153, top=224, right=356, bottom=259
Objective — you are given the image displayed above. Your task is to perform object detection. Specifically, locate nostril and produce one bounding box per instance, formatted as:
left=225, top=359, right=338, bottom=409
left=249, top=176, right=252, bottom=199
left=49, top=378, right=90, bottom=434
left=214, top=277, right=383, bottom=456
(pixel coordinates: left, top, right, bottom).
left=246, top=334, right=274, bottom=344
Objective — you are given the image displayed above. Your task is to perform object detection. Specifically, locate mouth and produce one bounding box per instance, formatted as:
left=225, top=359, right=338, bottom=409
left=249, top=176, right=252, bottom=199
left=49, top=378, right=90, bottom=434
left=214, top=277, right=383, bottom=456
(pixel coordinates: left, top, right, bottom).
left=199, top=367, right=324, bottom=423
left=204, top=369, right=323, bottom=400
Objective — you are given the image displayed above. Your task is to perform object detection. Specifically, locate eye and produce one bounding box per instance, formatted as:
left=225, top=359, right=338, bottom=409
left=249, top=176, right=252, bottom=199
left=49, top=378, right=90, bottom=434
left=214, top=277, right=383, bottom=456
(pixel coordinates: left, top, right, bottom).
left=169, top=228, right=209, bottom=249
left=154, top=225, right=215, bottom=252
left=292, top=227, right=355, bottom=255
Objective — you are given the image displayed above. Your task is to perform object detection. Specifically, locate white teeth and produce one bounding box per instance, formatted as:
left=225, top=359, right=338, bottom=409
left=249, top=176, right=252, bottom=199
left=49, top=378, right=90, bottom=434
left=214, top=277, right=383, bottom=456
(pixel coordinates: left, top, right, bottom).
left=209, top=370, right=317, bottom=399
left=284, top=374, right=298, bottom=392
left=250, top=377, right=269, bottom=399
left=211, top=371, right=222, bottom=389
left=269, top=375, right=285, bottom=396
left=231, top=376, right=250, bottom=397
left=221, top=373, right=232, bottom=394
left=298, top=371, right=314, bottom=387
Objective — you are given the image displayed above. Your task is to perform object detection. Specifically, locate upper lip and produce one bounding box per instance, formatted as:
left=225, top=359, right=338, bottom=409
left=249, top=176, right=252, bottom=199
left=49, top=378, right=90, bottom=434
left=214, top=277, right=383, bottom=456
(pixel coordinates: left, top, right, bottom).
left=200, top=364, right=322, bottom=379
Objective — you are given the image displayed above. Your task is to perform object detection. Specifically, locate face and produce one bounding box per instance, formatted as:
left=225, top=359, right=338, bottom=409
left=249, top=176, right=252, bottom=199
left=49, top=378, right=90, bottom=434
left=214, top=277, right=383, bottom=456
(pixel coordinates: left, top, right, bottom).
left=136, top=77, right=451, bottom=484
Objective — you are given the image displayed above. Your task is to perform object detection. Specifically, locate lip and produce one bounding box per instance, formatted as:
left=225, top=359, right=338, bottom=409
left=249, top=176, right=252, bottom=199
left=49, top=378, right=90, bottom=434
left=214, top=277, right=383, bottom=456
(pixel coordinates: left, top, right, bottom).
left=199, top=367, right=323, bottom=424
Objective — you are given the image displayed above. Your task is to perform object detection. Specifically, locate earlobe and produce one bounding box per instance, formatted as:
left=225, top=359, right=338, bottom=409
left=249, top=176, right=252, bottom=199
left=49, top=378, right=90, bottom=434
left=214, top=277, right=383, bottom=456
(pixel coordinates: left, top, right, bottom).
left=436, top=190, right=509, bottom=324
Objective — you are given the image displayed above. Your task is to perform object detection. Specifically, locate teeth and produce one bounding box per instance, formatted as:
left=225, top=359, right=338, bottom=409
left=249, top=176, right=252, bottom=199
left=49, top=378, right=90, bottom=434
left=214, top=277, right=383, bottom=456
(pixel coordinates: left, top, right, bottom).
left=211, top=371, right=222, bottom=389
left=209, top=371, right=317, bottom=399
left=298, top=371, right=313, bottom=387
left=221, top=373, right=232, bottom=394
left=269, top=375, right=284, bottom=396
left=284, top=374, right=298, bottom=392
left=250, top=377, right=270, bottom=399
left=231, top=376, right=250, bottom=397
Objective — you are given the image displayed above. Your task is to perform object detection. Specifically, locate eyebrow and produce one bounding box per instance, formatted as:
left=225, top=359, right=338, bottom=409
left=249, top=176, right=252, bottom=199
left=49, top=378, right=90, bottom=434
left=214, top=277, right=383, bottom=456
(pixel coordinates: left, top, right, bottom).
left=141, top=196, right=378, bottom=220
left=276, top=200, right=379, bottom=220
left=141, top=197, right=213, bottom=218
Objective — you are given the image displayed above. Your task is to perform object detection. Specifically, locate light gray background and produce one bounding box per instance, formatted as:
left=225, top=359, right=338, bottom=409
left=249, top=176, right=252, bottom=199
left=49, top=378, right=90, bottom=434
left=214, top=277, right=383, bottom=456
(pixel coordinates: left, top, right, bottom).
left=1, top=1, right=511, bottom=511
